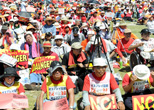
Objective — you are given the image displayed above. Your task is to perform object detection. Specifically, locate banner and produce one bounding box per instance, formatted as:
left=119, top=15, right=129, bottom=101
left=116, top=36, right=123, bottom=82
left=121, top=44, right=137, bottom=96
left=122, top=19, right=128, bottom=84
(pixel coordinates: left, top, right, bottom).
left=132, top=94, right=154, bottom=110
left=0, top=93, right=29, bottom=109
left=30, top=56, right=56, bottom=74
left=89, top=94, right=117, bottom=110
left=0, top=49, right=29, bottom=68
left=43, top=97, right=69, bottom=110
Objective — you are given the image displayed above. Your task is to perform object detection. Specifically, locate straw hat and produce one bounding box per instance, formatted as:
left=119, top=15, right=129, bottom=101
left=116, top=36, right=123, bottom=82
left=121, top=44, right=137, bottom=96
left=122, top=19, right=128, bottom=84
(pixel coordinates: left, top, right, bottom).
left=133, top=65, right=150, bottom=80
left=26, top=25, right=36, bottom=31
left=43, top=41, right=52, bottom=47
left=61, top=17, right=70, bottom=22
left=45, top=17, right=55, bottom=23
left=71, top=42, right=82, bottom=49
left=119, top=22, right=127, bottom=26
left=124, top=29, right=131, bottom=33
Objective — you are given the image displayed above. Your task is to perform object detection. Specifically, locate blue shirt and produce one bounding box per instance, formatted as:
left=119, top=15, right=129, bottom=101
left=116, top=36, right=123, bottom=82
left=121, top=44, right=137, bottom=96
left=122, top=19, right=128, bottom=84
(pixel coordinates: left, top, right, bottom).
left=42, top=24, right=56, bottom=36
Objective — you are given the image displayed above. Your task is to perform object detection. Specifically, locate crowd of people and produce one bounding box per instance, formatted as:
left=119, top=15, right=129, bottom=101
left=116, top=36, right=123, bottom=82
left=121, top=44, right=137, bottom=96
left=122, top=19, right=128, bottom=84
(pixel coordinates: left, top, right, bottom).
left=0, top=0, right=154, bottom=110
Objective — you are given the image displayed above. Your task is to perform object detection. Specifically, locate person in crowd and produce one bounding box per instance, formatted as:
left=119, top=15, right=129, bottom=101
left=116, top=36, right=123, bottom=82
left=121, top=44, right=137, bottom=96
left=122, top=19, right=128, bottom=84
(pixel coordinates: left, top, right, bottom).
left=42, top=17, right=56, bottom=37
left=112, top=22, right=138, bottom=45
left=146, top=15, right=154, bottom=34
left=51, top=35, right=71, bottom=62
left=88, top=11, right=101, bottom=26
left=0, top=67, right=25, bottom=95
left=82, top=58, right=125, bottom=110
left=67, top=27, right=85, bottom=45
left=81, top=30, right=95, bottom=51
left=62, top=42, right=88, bottom=91
left=122, top=64, right=154, bottom=110
left=20, top=32, right=43, bottom=59
left=117, top=29, right=134, bottom=57
left=39, top=61, right=76, bottom=110
left=128, top=28, right=154, bottom=63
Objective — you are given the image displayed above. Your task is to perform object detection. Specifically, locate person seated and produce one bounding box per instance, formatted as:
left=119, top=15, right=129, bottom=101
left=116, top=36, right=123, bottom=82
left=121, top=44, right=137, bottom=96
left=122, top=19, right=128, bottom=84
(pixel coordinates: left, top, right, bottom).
left=81, top=30, right=95, bottom=51
left=128, top=29, right=154, bottom=64
left=67, top=27, right=85, bottom=45
left=39, top=61, right=76, bottom=110
left=62, top=42, right=88, bottom=91
left=115, top=8, right=123, bottom=21
left=122, top=64, right=154, bottom=110
left=82, top=58, right=125, bottom=110
left=20, top=32, right=43, bottom=59
left=112, top=22, right=138, bottom=45
left=146, top=15, right=154, bottom=34
left=51, top=35, right=71, bottom=62
left=117, top=29, right=134, bottom=58
left=0, top=67, right=25, bottom=95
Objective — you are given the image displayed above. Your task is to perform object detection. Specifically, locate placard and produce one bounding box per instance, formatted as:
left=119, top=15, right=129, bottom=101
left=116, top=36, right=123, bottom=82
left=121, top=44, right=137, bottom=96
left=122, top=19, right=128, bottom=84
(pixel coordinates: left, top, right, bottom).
left=0, top=93, right=29, bottom=109
left=132, top=94, right=154, bottom=110
left=89, top=94, right=117, bottom=110
left=43, top=97, right=69, bottom=110
left=0, top=49, right=29, bottom=68
left=30, top=56, right=56, bottom=74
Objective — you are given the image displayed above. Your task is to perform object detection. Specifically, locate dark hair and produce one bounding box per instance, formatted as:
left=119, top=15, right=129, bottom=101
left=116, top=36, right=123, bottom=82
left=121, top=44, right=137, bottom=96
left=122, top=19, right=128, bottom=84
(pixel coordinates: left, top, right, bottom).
left=45, top=32, right=52, bottom=37
left=24, top=34, right=32, bottom=39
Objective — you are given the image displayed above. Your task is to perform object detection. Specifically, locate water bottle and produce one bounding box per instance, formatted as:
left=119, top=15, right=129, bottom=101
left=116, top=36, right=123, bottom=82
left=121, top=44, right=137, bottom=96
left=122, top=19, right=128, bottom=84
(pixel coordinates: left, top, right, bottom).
left=120, top=58, right=123, bottom=69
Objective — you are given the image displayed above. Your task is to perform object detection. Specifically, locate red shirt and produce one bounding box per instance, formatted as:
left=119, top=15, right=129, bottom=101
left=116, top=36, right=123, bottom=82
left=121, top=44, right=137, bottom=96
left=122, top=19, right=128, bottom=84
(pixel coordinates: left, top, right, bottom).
left=1, top=82, right=25, bottom=94
left=40, top=51, right=59, bottom=61
left=122, top=72, right=153, bottom=93
left=83, top=72, right=119, bottom=92
left=117, top=38, right=134, bottom=54
left=41, top=75, right=76, bottom=93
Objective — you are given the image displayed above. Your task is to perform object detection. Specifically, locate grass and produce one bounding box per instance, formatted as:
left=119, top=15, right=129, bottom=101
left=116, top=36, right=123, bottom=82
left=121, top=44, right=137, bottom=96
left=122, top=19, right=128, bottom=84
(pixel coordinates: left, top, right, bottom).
left=25, top=22, right=152, bottom=109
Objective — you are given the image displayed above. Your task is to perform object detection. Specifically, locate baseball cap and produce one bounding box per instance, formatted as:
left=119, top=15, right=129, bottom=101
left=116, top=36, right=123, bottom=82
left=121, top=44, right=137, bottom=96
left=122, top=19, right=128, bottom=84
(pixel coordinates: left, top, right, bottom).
left=73, top=27, right=79, bottom=34
left=140, top=29, right=150, bottom=34
left=47, top=61, right=66, bottom=76
left=54, top=35, right=63, bottom=40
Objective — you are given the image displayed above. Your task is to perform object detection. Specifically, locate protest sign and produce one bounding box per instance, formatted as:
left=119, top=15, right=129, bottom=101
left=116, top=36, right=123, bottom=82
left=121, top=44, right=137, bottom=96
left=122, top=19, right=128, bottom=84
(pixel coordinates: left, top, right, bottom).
left=0, top=49, right=29, bottom=68
left=132, top=94, right=154, bottom=110
left=0, top=93, right=29, bottom=109
left=30, top=56, right=56, bottom=74
left=89, top=94, right=117, bottom=110
left=58, top=8, right=64, bottom=14
left=43, top=97, right=69, bottom=110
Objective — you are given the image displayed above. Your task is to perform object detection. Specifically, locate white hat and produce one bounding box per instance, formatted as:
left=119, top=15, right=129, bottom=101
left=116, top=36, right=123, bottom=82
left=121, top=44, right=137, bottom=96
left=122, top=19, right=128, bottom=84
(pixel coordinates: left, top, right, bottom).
left=133, top=64, right=150, bottom=80
left=93, top=58, right=107, bottom=66
left=54, top=35, right=63, bottom=40
left=87, top=30, right=95, bottom=35
left=10, top=43, right=20, bottom=50
left=53, top=22, right=61, bottom=28
left=100, top=25, right=105, bottom=29
left=9, top=19, right=14, bottom=22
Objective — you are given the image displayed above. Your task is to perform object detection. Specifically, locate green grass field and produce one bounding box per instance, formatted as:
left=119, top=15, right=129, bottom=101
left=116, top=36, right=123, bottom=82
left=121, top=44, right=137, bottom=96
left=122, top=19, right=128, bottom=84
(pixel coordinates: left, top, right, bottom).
left=25, top=22, right=153, bottom=109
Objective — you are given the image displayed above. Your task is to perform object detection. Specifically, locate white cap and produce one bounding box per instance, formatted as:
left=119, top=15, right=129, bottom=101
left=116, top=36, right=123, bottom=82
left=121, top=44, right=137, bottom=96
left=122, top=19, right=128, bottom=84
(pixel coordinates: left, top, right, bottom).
left=93, top=58, right=107, bottom=66
left=133, top=64, right=150, bottom=80
left=87, top=30, right=95, bottom=35
left=90, top=36, right=100, bottom=44
left=54, top=35, right=63, bottom=40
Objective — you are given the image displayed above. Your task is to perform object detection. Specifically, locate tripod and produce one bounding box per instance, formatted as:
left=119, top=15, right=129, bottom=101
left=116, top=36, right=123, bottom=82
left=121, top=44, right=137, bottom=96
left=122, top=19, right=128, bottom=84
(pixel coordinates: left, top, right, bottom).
left=89, top=28, right=113, bottom=73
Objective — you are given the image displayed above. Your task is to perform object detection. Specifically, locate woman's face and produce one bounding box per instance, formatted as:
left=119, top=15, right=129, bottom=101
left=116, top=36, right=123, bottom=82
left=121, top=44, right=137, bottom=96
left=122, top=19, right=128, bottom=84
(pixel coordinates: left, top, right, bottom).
left=55, top=39, right=62, bottom=46
left=93, top=66, right=107, bottom=77
left=4, top=76, right=15, bottom=85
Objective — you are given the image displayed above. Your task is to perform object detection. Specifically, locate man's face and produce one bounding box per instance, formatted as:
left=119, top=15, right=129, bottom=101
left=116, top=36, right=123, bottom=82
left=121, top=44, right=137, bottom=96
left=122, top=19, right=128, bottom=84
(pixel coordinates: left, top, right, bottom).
left=141, top=33, right=150, bottom=41
left=124, top=33, right=131, bottom=41
left=93, top=66, right=107, bottom=77
left=47, top=20, right=53, bottom=25
left=120, top=26, right=126, bottom=29
left=73, top=33, right=78, bottom=37
left=26, top=35, right=33, bottom=45
left=4, top=76, right=15, bottom=85
left=52, top=68, right=63, bottom=81
left=73, top=48, right=82, bottom=55
left=44, top=47, right=51, bottom=54
left=55, top=39, right=62, bottom=46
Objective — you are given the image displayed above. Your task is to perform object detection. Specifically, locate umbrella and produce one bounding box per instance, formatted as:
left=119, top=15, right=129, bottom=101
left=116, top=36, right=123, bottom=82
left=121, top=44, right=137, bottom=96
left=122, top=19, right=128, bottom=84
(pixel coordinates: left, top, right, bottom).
left=88, top=0, right=101, bottom=5
left=18, top=11, right=32, bottom=18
